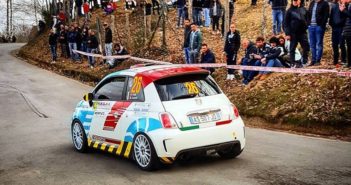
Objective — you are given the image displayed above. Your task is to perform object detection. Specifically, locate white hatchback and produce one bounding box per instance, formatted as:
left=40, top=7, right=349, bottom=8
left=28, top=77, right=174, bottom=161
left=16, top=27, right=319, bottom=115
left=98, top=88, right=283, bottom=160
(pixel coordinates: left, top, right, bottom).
left=71, top=65, right=246, bottom=170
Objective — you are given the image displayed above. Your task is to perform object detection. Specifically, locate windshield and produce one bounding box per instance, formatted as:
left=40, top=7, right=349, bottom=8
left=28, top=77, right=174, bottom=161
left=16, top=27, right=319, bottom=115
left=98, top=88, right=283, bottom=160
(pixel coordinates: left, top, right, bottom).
left=154, top=74, right=221, bottom=101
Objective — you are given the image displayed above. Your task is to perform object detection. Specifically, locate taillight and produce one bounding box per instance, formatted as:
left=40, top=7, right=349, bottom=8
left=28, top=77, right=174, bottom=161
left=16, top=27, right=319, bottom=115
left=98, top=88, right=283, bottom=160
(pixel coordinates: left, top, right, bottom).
left=160, top=113, right=177, bottom=129
left=233, top=105, right=239, bottom=119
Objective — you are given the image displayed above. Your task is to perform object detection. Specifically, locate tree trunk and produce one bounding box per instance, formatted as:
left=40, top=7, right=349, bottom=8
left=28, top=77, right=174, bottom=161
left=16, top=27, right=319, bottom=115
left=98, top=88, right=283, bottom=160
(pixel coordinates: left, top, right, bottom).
left=6, top=0, right=9, bottom=36
left=96, top=17, right=103, bottom=54
left=188, top=0, right=192, bottom=22
left=224, top=0, right=229, bottom=39
left=126, top=13, right=131, bottom=50
left=160, top=0, right=167, bottom=49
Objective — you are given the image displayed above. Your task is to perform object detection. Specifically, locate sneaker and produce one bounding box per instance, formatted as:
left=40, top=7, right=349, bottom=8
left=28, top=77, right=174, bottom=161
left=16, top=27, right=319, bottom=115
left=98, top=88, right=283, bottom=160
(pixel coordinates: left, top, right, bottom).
left=90, top=66, right=94, bottom=69
left=226, top=74, right=231, bottom=80
left=51, top=60, right=56, bottom=64
left=242, top=79, right=249, bottom=85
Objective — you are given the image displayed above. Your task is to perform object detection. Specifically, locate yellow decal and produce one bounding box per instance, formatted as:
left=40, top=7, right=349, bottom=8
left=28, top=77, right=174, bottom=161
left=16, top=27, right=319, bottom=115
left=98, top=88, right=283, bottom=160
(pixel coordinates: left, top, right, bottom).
left=93, top=141, right=100, bottom=148
left=184, top=82, right=199, bottom=94
left=124, top=142, right=133, bottom=158
left=101, top=143, right=107, bottom=150
left=131, top=76, right=142, bottom=94
left=161, top=157, right=172, bottom=164
left=116, top=142, right=124, bottom=155
left=93, top=102, right=98, bottom=110
left=108, top=145, right=115, bottom=153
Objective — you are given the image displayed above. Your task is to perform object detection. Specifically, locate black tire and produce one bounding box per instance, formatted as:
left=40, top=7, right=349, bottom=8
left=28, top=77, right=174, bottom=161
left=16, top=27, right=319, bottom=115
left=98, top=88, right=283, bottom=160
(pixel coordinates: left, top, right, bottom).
left=132, top=133, right=160, bottom=171
left=71, top=120, right=89, bottom=153
left=217, top=143, right=243, bottom=159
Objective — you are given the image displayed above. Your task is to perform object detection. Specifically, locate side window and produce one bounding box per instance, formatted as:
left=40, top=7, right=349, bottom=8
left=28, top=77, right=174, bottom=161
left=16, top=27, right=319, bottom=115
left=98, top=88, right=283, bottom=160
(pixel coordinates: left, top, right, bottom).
left=94, top=77, right=126, bottom=101
left=126, top=76, right=145, bottom=102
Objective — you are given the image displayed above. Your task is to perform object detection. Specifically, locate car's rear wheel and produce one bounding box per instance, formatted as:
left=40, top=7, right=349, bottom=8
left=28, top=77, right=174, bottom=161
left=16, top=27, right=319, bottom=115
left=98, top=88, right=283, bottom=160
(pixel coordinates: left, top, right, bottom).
left=133, top=133, right=160, bottom=171
left=217, top=143, right=242, bottom=159
left=71, top=121, right=88, bottom=153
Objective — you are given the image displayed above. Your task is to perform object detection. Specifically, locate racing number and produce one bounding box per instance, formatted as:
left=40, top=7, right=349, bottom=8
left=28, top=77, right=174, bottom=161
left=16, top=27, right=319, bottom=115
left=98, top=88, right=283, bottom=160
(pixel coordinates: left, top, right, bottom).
left=185, top=82, right=199, bottom=94
left=131, top=77, right=142, bottom=94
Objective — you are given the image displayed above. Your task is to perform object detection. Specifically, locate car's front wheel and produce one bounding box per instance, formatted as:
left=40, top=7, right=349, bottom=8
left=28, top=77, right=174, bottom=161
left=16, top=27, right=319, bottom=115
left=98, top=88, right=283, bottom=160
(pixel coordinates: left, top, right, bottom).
left=71, top=121, right=88, bottom=153
left=132, top=133, right=160, bottom=171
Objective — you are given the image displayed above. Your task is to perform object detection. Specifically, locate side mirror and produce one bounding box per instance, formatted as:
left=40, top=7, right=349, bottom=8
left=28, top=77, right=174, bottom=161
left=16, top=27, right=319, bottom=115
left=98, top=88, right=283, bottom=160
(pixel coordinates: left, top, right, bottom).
left=83, top=93, right=94, bottom=107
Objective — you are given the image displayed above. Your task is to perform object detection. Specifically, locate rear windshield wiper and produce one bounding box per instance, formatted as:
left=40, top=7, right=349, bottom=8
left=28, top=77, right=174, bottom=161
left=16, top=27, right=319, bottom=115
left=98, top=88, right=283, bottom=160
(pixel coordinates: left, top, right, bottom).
left=172, top=93, right=197, bottom=100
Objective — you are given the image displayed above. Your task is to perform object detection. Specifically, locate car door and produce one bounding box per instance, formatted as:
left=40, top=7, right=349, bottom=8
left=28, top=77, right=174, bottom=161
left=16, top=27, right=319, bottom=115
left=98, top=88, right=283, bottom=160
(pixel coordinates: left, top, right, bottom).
left=88, top=76, right=128, bottom=144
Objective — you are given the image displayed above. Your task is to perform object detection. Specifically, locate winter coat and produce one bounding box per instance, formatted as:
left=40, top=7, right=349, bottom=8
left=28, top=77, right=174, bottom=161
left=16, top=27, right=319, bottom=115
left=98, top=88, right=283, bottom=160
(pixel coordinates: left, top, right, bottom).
left=201, top=49, right=216, bottom=64
left=329, top=2, right=346, bottom=28
left=192, top=0, right=202, bottom=9
left=341, top=4, right=351, bottom=37
left=269, top=0, right=288, bottom=10
left=189, top=30, right=202, bottom=51
left=49, top=33, right=58, bottom=46
left=265, top=47, right=282, bottom=60
left=203, top=0, right=211, bottom=8
left=105, top=27, right=112, bottom=43
left=244, top=42, right=258, bottom=59
left=58, top=30, right=67, bottom=44
left=210, top=2, right=223, bottom=17
left=224, top=30, right=240, bottom=55
left=257, top=43, right=271, bottom=57
left=67, top=31, right=77, bottom=43
left=177, top=0, right=186, bottom=8
left=183, top=25, right=192, bottom=48
left=308, top=0, right=330, bottom=29
left=284, top=5, right=309, bottom=35
left=87, top=35, right=99, bottom=49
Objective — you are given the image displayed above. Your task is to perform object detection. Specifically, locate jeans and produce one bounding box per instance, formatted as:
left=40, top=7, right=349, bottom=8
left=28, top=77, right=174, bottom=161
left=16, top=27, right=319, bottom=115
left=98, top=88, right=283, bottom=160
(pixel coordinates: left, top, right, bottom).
left=290, top=33, right=310, bottom=64
left=345, top=36, right=351, bottom=67
left=272, top=9, right=283, bottom=35
left=189, top=49, right=199, bottom=64
left=331, top=27, right=347, bottom=64
left=260, top=59, right=283, bottom=74
left=203, top=8, right=210, bottom=27
left=192, top=8, right=202, bottom=26
left=50, top=45, right=57, bottom=61
left=177, top=7, right=185, bottom=27
left=68, top=42, right=79, bottom=61
left=81, top=41, right=87, bottom=53
left=242, top=58, right=260, bottom=82
left=105, top=43, right=113, bottom=64
left=60, top=43, right=68, bottom=58
left=212, top=16, right=220, bottom=31
left=184, top=47, right=190, bottom=64
left=87, top=48, right=97, bottom=66
left=308, top=25, right=325, bottom=63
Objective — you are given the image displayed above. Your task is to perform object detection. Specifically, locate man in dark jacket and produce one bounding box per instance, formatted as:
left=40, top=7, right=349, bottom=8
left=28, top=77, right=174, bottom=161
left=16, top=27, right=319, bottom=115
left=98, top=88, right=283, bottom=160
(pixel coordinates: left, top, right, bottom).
left=270, top=0, right=288, bottom=35
left=177, top=0, right=186, bottom=28
left=241, top=39, right=259, bottom=85
left=284, top=0, right=310, bottom=66
left=224, top=24, right=240, bottom=80
left=192, top=0, right=203, bottom=26
left=308, top=0, right=329, bottom=66
left=189, top=23, right=202, bottom=63
left=200, top=44, right=216, bottom=74
left=58, top=24, right=68, bottom=59
left=183, top=19, right=192, bottom=64
left=67, top=25, right=79, bottom=61
left=49, top=29, right=58, bottom=64
left=340, top=0, right=351, bottom=68
left=329, top=0, right=347, bottom=65
left=111, top=43, right=129, bottom=69
left=87, top=29, right=99, bottom=68
left=103, top=22, right=113, bottom=66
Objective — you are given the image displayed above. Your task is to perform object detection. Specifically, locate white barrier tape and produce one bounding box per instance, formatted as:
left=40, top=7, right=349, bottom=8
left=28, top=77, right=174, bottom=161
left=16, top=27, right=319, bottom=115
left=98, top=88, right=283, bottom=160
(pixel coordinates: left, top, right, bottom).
left=72, top=50, right=351, bottom=77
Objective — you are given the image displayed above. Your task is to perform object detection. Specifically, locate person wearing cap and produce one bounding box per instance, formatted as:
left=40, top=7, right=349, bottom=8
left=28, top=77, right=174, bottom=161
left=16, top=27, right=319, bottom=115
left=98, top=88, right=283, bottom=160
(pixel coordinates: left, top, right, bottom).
left=103, top=22, right=113, bottom=66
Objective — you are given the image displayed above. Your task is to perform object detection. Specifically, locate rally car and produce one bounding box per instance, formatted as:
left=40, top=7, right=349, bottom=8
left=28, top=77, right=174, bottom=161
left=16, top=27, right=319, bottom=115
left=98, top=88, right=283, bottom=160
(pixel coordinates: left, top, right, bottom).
left=71, top=65, right=246, bottom=170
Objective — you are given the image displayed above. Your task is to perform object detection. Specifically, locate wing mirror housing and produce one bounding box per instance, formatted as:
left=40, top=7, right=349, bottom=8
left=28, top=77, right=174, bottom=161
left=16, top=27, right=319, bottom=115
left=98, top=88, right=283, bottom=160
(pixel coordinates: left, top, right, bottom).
left=83, top=93, right=94, bottom=107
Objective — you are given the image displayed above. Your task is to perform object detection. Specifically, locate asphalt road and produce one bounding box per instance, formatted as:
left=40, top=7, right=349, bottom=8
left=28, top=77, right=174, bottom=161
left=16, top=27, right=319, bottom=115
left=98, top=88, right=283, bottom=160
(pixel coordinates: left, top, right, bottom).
left=0, top=43, right=351, bottom=185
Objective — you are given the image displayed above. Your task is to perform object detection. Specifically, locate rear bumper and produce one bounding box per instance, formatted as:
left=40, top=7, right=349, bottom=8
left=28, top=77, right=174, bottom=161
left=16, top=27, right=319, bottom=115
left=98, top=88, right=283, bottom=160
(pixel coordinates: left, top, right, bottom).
left=148, top=117, right=246, bottom=158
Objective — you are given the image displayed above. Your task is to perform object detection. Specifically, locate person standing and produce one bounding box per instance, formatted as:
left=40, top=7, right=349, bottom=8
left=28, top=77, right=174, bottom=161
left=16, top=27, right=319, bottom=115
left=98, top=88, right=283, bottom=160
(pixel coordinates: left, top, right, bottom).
left=210, top=0, right=222, bottom=35
left=103, top=22, right=113, bottom=66
left=49, top=29, right=58, bottom=64
left=183, top=19, right=192, bottom=64
left=83, top=1, right=90, bottom=22
left=340, top=0, right=351, bottom=68
left=58, top=24, right=68, bottom=59
left=176, top=0, right=186, bottom=28
left=192, top=0, right=203, bottom=26
left=308, top=0, right=330, bottom=66
left=270, top=0, right=288, bottom=35
left=284, top=0, right=310, bottom=67
left=223, top=24, right=240, bottom=80
left=87, top=29, right=99, bottom=69
left=189, top=23, right=202, bottom=64
left=200, top=44, right=216, bottom=74
left=330, top=0, right=347, bottom=65
left=203, top=0, right=211, bottom=27
left=67, top=25, right=79, bottom=61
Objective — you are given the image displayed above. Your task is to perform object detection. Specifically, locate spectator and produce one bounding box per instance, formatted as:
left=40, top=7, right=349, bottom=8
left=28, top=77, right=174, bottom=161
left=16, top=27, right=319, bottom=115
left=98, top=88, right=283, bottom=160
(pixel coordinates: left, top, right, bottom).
left=278, top=36, right=302, bottom=67
left=210, top=0, right=223, bottom=35
left=76, top=0, right=83, bottom=16
left=192, top=0, right=203, bottom=26
left=58, top=10, right=66, bottom=23
left=82, top=27, right=89, bottom=53
left=49, top=29, right=58, bottom=64
left=256, top=37, right=284, bottom=80
left=284, top=0, right=310, bottom=66
left=203, top=0, right=211, bottom=27
left=145, top=0, right=153, bottom=34
left=104, top=2, right=114, bottom=15
left=269, top=0, right=288, bottom=35
left=330, top=0, right=347, bottom=65
left=103, top=22, right=113, bottom=66
left=152, top=0, right=160, bottom=15
left=189, top=23, right=203, bottom=64
left=183, top=19, right=192, bottom=64
left=251, top=0, right=257, bottom=6
left=67, top=25, right=79, bottom=61
left=241, top=38, right=259, bottom=85
left=229, top=0, right=234, bottom=24
left=87, top=29, right=99, bottom=69
left=126, top=0, right=137, bottom=10
left=200, top=44, right=216, bottom=74
left=308, top=0, right=330, bottom=66
left=59, top=24, right=69, bottom=59
left=224, top=24, right=240, bottom=80
left=110, top=43, right=129, bottom=69
left=64, top=25, right=71, bottom=58
left=83, top=1, right=90, bottom=22
left=38, top=20, right=46, bottom=35
left=340, top=0, right=351, bottom=68
left=176, top=0, right=186, bottom=28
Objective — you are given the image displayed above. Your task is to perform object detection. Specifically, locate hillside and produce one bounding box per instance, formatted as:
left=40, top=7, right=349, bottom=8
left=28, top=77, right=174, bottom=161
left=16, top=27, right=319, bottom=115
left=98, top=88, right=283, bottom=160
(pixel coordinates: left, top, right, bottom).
left=18, top=1, right=351, bottom=138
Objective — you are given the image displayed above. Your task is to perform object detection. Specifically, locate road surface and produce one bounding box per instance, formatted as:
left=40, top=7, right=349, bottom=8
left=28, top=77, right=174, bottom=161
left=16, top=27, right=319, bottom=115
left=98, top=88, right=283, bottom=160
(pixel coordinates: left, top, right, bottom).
left=0, top=43, right=351, bottom=185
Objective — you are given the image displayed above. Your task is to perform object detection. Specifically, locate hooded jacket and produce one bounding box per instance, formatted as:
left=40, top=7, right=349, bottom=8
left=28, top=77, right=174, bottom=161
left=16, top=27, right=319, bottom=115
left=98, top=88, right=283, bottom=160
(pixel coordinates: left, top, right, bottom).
left=284, top=5, right=310, bottom=35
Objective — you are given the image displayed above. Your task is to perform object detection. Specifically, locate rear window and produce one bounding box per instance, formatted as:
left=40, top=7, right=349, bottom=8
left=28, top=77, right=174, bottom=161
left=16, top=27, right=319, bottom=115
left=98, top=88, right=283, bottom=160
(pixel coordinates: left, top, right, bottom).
left=154, top=74, right=221, bottom=101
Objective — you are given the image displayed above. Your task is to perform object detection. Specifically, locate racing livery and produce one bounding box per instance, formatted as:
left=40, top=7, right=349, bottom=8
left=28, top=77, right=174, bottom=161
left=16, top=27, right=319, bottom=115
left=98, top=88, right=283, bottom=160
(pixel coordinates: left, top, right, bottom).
left=71, top=65, right=246, bottom=170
